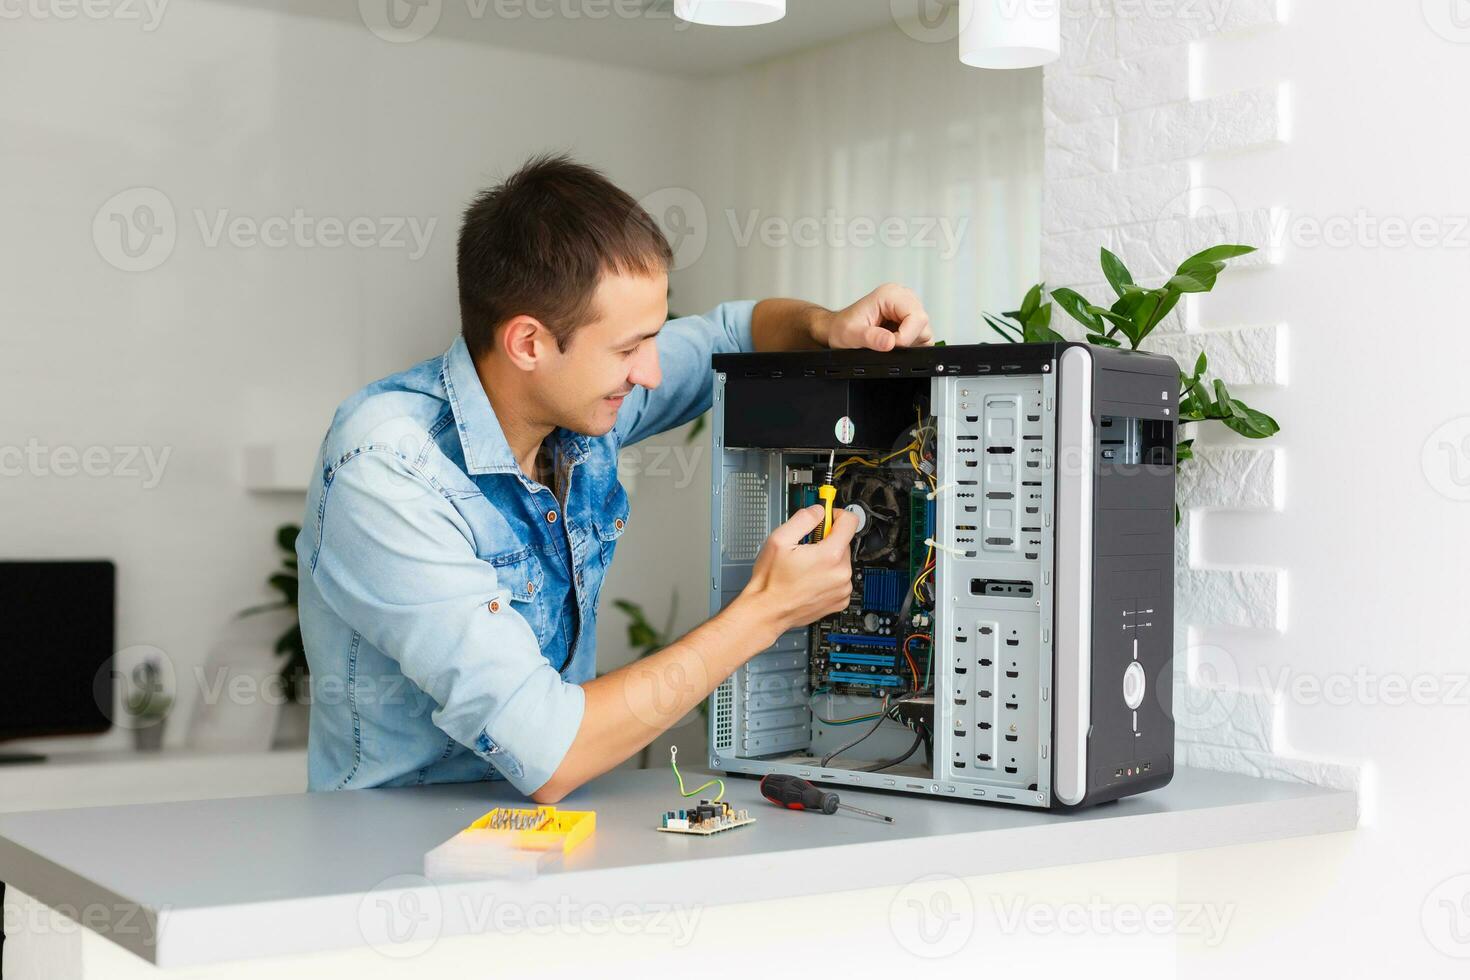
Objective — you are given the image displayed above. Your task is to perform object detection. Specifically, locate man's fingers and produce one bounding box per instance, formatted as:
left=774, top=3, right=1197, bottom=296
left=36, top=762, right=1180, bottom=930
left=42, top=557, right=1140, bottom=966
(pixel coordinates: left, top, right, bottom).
left=769, top=504, right=825, bottom=548
left=876, top=283, right=924, bottom=322
left=818, top=507, right=860, bottom=551
left=862, top=324, right=897, bottom=351
left=873, top=284, right=930, bottom=348
left=893, top=311, right=933, bottom=348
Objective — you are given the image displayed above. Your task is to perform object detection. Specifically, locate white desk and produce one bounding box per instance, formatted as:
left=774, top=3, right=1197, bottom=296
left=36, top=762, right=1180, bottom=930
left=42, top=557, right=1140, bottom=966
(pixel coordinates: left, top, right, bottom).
left=0, top=749, right=305, bottom=978
left=0, top=750, right=307, bottom=815
left=0, top=765, right=1355, bottom=977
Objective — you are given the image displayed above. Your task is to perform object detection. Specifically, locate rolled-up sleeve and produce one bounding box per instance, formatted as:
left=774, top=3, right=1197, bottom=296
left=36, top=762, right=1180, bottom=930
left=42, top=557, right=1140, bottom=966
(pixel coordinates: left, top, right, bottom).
left=307, top=449, right=584, bottom=795
left=613, top=300, right=755, bottom=447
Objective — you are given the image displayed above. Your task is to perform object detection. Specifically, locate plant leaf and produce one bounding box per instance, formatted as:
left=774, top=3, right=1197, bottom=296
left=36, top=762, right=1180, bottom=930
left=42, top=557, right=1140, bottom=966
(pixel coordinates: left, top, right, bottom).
left=1139, top=288, right=1182, bottom=341
left=1025, top=322, right=1067, bottom=344
left=1022, top=303, right=1065, bottom=343
left=1050, top=287, right=1102, bottom=332
left=985, top=313, right=1022, bottom=342
left=1086, top=333, right=1122, bottom=348
left=1178, top=244, right=1255, bottom=272
left=1168, top=273, right=1213, bottom=294
left=613, top=598, right=643, bottom=616
left=1222, top=402, right=1280, bottom=438
left=1111, top=286, right=1147, bottom=332
left=267, top=573, right=298, bottom=603
left=276, top=524, right=301, bottom=554
left=1177, top=390, right=1208, bottom=422
left=1100, top=248, right=1134, bottom=297
left=1193, top=351, right=1208, bottom=379
left=1019, top=283, right=1043, bottom=321
left=1120, top=292, right=1162, bottom=348
left=1088, top=306, right=1134, bottom=331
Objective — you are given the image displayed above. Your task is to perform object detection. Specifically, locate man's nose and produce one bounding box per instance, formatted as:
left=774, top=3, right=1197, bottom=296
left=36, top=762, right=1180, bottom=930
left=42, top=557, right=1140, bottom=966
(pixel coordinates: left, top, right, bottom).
left=628, top=343, right=661, bottom=391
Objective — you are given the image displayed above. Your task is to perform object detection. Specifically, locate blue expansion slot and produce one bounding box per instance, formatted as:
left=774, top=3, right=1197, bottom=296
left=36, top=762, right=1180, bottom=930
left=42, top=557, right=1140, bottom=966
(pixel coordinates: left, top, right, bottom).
left=824, top=632, right=898, bottom=649
left=827, top=671, right=903, bottom=687
left=829, top=652, right=896, bottom=667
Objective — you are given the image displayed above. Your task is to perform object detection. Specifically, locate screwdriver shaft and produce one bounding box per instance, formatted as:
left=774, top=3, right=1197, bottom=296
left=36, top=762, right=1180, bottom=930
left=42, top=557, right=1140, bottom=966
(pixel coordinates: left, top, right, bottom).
left=838, top=802, right=895, bottom=823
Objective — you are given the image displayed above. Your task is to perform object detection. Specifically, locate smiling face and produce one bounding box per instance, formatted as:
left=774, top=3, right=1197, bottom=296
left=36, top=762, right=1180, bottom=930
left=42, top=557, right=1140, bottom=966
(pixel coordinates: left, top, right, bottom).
left=538, top=269, right=668, bottom=436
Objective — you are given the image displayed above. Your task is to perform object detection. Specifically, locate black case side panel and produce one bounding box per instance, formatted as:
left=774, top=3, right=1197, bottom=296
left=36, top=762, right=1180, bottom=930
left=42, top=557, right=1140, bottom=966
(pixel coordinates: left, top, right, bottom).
left=714, top=342, right=1061, bottom=453
left=722, top=376, right=930, bottom=451
left=1082, top=348, right=1178, bottom=807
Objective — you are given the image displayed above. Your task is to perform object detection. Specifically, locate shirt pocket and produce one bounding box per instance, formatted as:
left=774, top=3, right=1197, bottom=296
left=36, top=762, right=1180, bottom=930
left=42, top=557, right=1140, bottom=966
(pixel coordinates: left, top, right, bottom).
left=596, top=489, right=631, bottom=566
left=485, top=550, right=548, bottom=640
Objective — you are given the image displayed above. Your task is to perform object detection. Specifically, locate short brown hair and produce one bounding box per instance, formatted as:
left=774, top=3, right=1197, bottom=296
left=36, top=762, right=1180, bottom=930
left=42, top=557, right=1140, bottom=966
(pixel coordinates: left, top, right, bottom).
left=457, top=153, right=672, bottom=357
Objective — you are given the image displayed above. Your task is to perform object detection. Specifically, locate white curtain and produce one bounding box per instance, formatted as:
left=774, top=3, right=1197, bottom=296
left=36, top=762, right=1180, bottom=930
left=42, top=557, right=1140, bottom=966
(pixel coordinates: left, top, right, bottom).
left=714, top=26, right=1043, bottom=343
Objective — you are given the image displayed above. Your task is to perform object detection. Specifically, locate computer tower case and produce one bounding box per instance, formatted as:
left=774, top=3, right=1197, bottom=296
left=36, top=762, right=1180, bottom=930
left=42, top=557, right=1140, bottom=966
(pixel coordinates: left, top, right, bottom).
left=706, top=342, right=1177, bottom=810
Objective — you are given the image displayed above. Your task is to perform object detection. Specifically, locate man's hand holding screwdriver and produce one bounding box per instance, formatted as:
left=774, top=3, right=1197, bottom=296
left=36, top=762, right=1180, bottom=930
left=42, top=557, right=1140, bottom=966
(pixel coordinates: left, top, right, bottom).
left=531, top=503, right=858, bottom=803
left=738, top=504, right=859, bottom=647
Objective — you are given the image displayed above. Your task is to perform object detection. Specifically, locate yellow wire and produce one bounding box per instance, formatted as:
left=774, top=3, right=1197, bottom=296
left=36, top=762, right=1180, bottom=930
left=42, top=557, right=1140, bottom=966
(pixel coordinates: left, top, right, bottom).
left=834, top=442, right=915, bottom=478
left=670, top=746, right=723, bottom=803
left=912, top=545, right=935, bottom=603
left=834, top=407, right=932, bottom=480
left=908, top=406, right=937, bottom=488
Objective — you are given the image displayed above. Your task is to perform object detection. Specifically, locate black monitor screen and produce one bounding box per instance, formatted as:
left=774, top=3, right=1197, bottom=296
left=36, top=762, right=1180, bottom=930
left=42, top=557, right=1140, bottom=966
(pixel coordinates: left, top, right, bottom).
left=0, top=561, right=115, bottom=741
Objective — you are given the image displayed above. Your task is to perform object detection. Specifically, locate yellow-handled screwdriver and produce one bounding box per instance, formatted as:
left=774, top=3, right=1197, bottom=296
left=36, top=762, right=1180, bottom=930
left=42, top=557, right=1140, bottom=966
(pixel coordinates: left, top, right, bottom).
left=818, top=449, right=837, bottom=540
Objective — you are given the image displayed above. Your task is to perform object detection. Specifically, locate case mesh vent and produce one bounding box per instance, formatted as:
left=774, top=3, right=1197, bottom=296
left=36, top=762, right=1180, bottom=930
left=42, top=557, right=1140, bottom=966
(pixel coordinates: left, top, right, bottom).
left=712, top=678, right=734, bottom=751
left=721, top=470, right=768, bottom=562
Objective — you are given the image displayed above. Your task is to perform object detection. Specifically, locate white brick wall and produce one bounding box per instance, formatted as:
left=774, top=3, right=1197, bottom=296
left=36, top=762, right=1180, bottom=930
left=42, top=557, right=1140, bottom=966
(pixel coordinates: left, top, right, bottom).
left=1042, top=0, right=1356, bottom=791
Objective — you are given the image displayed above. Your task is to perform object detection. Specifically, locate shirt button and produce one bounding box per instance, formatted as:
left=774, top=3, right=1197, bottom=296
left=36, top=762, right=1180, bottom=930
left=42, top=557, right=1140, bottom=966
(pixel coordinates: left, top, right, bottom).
left=488, top=599, right=501, bottom=613
left=545, top=510, right=558, bottom=524
left=526, top=582, right=536, bottom=595
left=614, top=518, right=625, bottom=531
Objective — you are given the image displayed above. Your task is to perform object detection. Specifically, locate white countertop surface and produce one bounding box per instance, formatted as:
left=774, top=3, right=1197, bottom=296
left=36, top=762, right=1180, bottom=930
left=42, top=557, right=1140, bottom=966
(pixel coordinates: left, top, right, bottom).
left=0, top=765, right=1357, bottom=968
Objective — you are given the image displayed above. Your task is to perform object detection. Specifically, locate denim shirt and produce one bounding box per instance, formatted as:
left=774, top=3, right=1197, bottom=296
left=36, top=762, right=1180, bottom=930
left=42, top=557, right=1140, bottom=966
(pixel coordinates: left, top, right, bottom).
left=297, top=301, right=756, bottom=794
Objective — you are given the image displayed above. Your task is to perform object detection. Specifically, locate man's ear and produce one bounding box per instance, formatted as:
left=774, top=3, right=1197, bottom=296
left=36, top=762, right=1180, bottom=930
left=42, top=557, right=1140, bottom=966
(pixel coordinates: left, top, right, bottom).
left=499, top=315, right=552, bottom=371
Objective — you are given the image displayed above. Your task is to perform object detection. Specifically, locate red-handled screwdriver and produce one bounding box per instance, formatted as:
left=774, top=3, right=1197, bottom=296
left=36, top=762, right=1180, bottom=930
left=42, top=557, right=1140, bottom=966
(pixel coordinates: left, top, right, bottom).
left=759, top=774, right=895, bottom=823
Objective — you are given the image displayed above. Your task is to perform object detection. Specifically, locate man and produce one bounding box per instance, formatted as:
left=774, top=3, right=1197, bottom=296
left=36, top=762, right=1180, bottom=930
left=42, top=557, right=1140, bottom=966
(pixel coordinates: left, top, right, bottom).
left=298, top=154, right=934, bottom=801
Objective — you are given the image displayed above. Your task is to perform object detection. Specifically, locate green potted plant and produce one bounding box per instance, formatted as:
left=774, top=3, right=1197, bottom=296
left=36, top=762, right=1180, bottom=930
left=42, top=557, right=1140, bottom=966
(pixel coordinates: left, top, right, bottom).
left=984, top=245, right=1280, bottom=519
left=241, top=523, right=310, bottom=746
left=125, top=659, right=173, bottom=752
left=610, top=593, right=709, bottom=769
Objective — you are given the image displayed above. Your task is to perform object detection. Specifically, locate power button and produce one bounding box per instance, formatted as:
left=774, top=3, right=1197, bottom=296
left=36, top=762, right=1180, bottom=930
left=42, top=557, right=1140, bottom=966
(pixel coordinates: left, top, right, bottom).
left=1123, top=661, right=1146, bottom=710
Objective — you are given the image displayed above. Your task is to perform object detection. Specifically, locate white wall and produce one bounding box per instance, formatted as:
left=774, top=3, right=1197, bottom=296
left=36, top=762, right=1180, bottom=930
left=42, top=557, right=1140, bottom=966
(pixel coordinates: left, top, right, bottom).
left=625, top=22, right=1044, bottom=766
left=0, top=6, right=1042, bottom=760
left=0, top=1, right=694, bottom=752
left=1042, top=0, right=1470, bottom=974
left=678, top=23, right=1043, bottom=337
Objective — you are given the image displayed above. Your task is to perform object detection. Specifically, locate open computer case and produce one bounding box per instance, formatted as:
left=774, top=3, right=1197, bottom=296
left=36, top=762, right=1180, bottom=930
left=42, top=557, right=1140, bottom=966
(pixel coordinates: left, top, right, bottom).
left=706, top=342, right=1178, bottom=810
